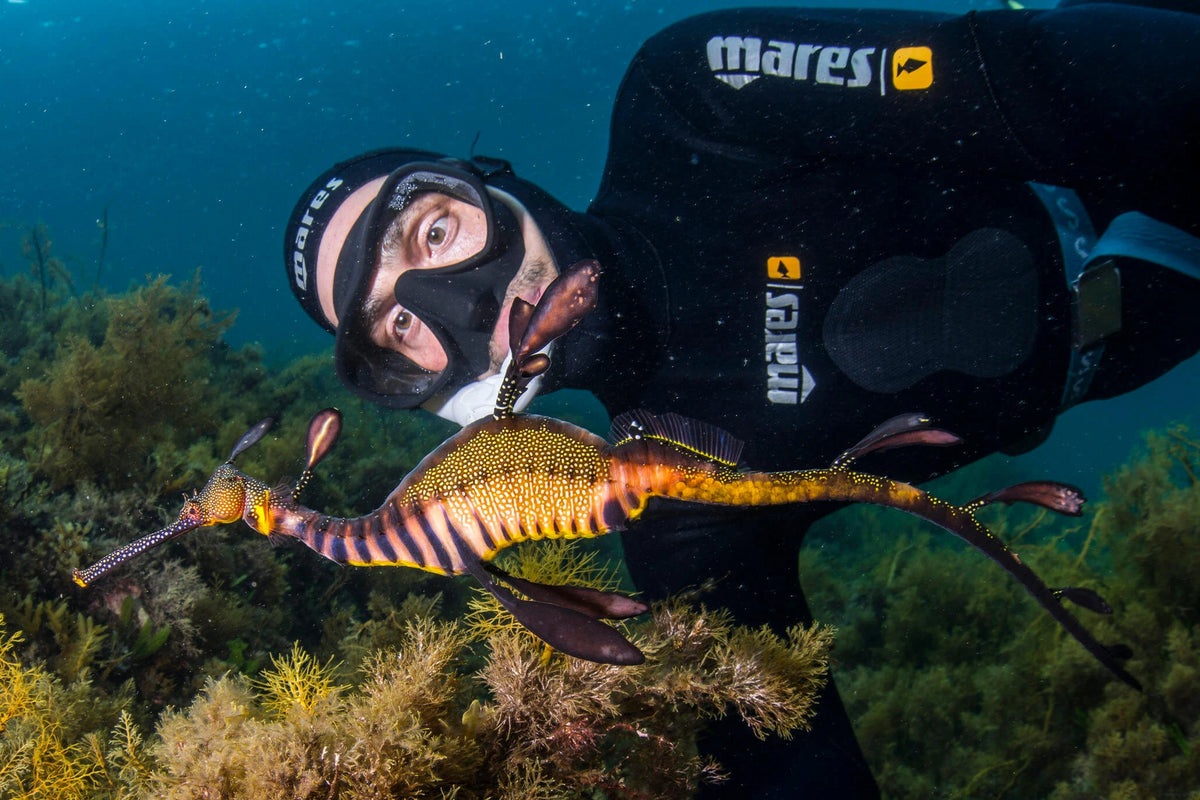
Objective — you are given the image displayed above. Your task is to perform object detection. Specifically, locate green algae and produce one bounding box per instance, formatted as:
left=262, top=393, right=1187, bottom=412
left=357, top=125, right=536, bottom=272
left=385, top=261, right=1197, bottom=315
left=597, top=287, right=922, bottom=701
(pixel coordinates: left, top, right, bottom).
left=801, top=426, right=1200, bottom=799
left=17, top=274, right=231, bottom=490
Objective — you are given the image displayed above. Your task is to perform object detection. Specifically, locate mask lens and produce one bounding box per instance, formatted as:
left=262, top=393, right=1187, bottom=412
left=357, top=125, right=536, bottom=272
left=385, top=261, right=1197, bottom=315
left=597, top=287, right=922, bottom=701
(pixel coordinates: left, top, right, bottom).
left=382, top=170, right=489, bottom=268
left=337, top=334, right=442, bottom=401
left=334, top=162, right=512, bottom=408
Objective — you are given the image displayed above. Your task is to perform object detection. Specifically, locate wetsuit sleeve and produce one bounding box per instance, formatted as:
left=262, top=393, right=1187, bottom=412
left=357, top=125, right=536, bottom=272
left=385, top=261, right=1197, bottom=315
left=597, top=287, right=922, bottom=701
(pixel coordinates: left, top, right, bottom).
left=596, top=6, right=1199, bottom=229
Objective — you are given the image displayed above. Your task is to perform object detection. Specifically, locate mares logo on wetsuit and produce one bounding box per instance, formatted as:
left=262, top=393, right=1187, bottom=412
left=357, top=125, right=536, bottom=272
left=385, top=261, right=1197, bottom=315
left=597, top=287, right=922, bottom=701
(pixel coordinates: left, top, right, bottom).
left=892, top=46, right=933, bottom=90
left=768, top=256, right=801, bottom=280
left=707, top=35, right=933, bottom=94
left=765, top=257, right=816, bottom=405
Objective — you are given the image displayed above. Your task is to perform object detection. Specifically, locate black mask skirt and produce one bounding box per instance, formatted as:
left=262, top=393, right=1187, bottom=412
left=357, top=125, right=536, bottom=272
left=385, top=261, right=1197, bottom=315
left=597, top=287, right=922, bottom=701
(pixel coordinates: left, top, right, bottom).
left=332, top=161, right=526, bottom=408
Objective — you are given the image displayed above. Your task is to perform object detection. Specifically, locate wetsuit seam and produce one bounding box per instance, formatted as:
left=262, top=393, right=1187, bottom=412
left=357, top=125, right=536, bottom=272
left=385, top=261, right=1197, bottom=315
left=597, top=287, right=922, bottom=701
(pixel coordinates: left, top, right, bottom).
left=967, top=10, right=1043, bottom=173
left=611, top=51, right=690, bottom=347
left=644, top=70, right=708, bottom=156
left=639, top=47, right=739, bottom=166
left=603, top=211, right=673, bottom=346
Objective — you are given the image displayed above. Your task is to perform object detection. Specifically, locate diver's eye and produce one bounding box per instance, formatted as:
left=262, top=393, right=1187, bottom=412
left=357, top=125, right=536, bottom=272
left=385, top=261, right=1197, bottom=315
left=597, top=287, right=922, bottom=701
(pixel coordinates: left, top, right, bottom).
left=394, top=309, right=413, bottom=335
left=427, top=217, right=449, bottom=247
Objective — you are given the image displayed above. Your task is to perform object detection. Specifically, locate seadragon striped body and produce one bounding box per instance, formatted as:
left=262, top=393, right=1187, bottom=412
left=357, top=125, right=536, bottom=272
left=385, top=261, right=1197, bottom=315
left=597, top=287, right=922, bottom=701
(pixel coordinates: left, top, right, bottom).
left=277, top=416, right=973, bottom=580
left=281, top=417, right=620, bottom=575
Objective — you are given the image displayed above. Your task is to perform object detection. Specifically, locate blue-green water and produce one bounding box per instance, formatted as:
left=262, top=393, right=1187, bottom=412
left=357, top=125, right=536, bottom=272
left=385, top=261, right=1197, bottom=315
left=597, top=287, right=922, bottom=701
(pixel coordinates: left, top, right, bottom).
left=3, top=0, right=1195, bottom=494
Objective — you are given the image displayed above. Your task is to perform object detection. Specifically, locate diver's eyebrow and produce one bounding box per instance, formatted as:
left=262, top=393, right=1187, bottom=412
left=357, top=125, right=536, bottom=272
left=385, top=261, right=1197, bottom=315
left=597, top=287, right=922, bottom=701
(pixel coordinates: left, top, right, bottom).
left=361, top=293, right=390, bottom=338
left=380, top=193, right=435, bottom=260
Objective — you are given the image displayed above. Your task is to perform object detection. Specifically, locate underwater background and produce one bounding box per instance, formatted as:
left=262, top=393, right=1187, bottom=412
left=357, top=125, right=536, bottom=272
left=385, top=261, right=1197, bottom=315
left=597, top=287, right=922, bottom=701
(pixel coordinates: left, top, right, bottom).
left=1, top=0, right=1198, bottom=797
left=3, top=0, right=1198, bottom=493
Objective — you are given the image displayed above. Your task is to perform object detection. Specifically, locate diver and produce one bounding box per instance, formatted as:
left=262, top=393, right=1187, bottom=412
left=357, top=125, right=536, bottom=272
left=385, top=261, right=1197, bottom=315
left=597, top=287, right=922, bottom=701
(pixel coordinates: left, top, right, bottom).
left=282, top=2, right=1200, bottom=796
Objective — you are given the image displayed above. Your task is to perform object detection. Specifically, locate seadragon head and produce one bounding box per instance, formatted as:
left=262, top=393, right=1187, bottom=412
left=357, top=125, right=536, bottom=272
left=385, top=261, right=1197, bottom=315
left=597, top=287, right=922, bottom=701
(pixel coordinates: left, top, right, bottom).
left=73, top=410, right=341, bottom=587
left=184, top=462, right=278, bottom=533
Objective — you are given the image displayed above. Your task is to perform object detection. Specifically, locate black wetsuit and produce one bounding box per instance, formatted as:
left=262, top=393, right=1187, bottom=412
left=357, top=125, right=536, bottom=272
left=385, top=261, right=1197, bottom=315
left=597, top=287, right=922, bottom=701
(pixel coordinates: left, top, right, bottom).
left=535, top=4, right=1200, bottom=797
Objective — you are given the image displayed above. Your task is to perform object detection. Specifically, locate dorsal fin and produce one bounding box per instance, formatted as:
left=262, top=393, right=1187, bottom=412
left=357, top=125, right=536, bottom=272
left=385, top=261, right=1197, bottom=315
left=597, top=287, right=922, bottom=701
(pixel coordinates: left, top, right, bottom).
left=609, top=410, right=744, bottom=467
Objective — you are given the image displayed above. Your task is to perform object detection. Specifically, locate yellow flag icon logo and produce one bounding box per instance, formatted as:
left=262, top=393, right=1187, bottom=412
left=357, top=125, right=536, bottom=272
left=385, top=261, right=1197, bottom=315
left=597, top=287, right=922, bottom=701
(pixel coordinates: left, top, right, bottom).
left=768, top=256, right=801, bottom=280
left=892, top=47, right=933, bottom=90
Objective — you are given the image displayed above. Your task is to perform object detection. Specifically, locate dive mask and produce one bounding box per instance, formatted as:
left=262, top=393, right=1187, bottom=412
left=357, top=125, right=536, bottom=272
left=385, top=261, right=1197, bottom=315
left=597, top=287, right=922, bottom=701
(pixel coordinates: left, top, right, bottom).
left=333, top=160, right=526, bottom=408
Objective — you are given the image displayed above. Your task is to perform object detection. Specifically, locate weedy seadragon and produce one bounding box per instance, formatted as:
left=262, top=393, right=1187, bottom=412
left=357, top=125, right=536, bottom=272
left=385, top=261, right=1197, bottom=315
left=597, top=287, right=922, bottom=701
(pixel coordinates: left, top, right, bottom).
left=75, top=260, right=1139, bottom=688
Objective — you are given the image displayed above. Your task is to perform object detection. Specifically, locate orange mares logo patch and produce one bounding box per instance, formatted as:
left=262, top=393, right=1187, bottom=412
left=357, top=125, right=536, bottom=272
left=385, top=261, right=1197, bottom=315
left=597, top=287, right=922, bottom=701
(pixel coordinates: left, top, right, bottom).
left=767, top=256, right=801, bottom=281
left=892, top=47, right=933, bottom=90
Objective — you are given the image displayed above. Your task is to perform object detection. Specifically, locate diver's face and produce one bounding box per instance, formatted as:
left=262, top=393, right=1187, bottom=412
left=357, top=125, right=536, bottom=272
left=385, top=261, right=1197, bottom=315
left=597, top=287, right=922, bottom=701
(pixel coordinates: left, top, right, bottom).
left=361, top=191, right=487, bottom=372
